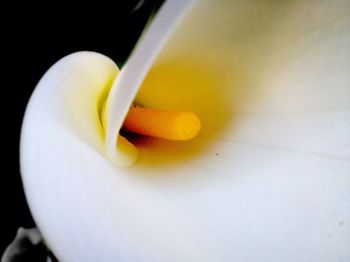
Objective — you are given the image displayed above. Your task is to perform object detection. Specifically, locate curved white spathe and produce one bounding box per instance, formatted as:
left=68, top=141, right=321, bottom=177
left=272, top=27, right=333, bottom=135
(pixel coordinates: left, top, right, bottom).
left=103, top=0, right=195, bottom=166
left=21, top=0, right=350, bottom=261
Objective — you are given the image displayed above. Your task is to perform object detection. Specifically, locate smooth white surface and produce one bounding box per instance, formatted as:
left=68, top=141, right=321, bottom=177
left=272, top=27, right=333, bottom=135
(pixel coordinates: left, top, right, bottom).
left=21, top=0, right=350, bottom=261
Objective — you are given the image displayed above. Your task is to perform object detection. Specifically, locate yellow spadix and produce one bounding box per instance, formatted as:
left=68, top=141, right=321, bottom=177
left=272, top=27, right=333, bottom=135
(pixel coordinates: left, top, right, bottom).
left=21, top=0, right=350, bottom=261
left=123, top=107, right=201, bottom=141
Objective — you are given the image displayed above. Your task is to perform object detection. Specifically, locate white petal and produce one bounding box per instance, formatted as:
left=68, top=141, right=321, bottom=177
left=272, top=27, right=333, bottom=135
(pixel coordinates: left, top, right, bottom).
left=21, top=1, right=350, bottom=262
left=103, top=0, right=195, bottom=166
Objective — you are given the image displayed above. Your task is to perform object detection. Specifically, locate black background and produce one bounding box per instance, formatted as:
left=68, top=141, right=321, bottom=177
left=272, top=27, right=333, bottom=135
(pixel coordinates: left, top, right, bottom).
left=1, top=0, right=163, bottom=255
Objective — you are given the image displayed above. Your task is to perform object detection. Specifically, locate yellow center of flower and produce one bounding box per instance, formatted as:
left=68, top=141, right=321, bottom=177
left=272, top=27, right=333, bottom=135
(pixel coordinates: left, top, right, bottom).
left=123, top=107, right=201, bottom=141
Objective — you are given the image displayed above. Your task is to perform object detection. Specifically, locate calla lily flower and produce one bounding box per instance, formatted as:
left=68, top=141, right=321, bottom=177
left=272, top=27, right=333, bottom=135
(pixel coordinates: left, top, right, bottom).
left=21, top=0, right=350, bottom=261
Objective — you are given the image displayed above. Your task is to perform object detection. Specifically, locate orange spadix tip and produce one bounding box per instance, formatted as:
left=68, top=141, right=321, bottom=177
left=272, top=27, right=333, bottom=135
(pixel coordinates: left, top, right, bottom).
left=123, top=107, right=201, bottom=141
